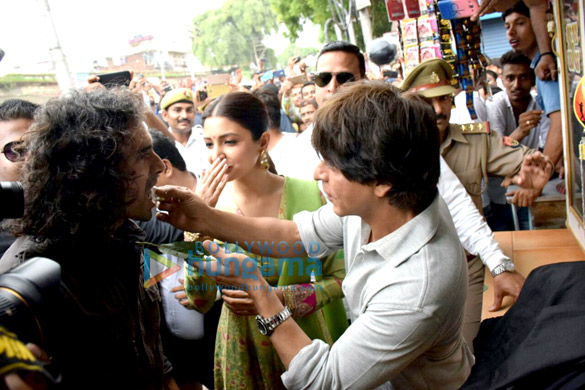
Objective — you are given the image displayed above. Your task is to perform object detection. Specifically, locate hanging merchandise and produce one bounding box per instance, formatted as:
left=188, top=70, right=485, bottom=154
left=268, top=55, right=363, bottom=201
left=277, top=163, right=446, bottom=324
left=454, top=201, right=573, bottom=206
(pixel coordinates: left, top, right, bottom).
left=451, top=18, right=477, bottom=119
left=402, top=19, right=420, bottom=71
left=433, top=0, right=489, bottom=120
left=404, top=0, right=422, bottom=18
left=395, top=0, right=488, bottom=108
left=419, top=15, right=441, bottom=62
left=399, top=0, right=441, bottom=71
left=386, top=0, right=406, bottom=21
left=436, top=10, right=457, bottom=68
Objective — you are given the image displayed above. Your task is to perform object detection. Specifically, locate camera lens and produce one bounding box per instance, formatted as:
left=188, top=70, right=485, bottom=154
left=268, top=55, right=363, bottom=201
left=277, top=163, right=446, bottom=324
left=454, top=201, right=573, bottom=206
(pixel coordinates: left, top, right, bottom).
left=0, top=258, right=61, bottom=345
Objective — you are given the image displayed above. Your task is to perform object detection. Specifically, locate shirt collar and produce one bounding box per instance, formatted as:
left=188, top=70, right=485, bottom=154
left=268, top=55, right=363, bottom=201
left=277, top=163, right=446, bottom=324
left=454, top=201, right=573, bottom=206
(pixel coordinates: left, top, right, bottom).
left=173, top=126, right=201, bottom=148
left=361, top=194, right=441, bottom=268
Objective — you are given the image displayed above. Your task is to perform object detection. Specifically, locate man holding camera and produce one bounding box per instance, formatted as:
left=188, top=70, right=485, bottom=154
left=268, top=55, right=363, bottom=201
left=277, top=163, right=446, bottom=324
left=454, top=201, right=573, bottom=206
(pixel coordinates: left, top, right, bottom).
left=160, top=88, right=207, bottom=177
left=0, top=88, right=178, bottom=389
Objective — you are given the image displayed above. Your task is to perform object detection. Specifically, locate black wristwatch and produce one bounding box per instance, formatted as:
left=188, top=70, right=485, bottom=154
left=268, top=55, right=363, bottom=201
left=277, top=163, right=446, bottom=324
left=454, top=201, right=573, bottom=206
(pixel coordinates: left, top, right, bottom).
left=256, top=306, right=292, bottom=336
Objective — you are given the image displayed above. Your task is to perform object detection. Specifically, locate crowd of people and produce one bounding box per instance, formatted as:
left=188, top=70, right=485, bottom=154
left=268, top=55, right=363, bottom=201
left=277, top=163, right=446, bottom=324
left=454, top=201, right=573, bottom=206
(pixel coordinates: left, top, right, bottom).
left=0, top=0, right=566, bottom=388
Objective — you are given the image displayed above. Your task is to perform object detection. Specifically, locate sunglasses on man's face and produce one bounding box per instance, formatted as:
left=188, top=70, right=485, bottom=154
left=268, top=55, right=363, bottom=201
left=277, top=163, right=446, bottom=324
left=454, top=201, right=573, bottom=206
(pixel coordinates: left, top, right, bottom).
left=313, top=72, right=355, bottom=88
left=1, top=141, right=24, bottom=163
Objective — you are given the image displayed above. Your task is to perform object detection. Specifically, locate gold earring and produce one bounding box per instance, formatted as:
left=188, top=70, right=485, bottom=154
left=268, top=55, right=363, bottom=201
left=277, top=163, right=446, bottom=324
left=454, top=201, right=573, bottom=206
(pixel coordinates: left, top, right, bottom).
left=260, top=150, right=270, bottom=170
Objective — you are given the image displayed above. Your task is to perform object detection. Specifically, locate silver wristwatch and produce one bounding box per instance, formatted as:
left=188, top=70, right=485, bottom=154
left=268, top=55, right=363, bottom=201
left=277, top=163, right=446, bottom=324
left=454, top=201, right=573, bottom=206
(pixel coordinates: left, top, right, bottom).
left=256, top=306, right=291, bottom=336
left=491, top=259, right=515, bottom=278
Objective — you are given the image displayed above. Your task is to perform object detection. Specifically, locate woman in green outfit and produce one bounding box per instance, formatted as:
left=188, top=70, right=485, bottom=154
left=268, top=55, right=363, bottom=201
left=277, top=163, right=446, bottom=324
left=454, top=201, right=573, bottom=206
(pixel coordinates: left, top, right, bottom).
left=186, top=92, right=347, bottom=389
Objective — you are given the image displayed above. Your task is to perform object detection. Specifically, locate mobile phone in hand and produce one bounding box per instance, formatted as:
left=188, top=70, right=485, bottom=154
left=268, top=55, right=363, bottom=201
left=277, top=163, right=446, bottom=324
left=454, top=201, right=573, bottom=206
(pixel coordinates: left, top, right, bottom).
left=96, top=71, right=132, bottom=88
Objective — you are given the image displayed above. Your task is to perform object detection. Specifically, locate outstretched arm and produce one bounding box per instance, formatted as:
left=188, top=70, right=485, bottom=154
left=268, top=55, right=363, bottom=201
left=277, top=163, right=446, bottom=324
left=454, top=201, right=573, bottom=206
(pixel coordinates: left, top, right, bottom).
left=438, top=158, right=525, bottom=309
left=155, top=186, right=305, bottom=257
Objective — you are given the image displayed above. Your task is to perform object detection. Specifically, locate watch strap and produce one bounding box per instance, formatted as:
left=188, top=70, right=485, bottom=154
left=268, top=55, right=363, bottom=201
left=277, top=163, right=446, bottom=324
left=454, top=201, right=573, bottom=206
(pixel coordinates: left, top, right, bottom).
left=490, top=259, right=515, bottom=278
left=257, top=306, right=291, bottom=336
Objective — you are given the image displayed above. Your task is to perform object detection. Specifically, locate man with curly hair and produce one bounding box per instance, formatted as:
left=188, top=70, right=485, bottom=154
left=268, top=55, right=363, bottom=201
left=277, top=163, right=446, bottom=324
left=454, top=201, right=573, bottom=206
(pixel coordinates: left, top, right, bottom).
left=0, top=89, right=177, bottom=389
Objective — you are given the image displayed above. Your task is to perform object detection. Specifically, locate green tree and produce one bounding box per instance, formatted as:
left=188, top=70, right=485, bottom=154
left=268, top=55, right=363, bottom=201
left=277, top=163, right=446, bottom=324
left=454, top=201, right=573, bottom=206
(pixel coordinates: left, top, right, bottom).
left=268, top=0, right=392, bottom=47
left=269, top=0, right=331, bottom=41
left=193, top=0, right=278, bottom=68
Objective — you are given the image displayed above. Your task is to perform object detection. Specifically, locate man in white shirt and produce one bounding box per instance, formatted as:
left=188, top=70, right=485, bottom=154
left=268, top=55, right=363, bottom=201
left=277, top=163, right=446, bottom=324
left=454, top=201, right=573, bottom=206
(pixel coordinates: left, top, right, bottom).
left=487, top=50, right=549, bottom=150
left=160, top=88, right=207, bottom=177
left=485, top=50, right=550, bottom=230
left=283, top=41, right=365, bottom=181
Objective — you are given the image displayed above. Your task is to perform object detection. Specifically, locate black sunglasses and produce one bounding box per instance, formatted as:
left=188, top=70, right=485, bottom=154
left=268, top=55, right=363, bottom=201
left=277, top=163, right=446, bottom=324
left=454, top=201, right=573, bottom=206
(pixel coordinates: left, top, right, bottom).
left=313, top=72, right=355, bottom=88
left=1, top=141, right=24, bottom=163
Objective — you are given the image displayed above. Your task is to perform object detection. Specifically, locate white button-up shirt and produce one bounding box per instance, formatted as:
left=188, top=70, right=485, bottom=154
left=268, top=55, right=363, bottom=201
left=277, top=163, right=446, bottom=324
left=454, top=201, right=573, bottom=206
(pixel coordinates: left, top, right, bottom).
left=174, top=125, right=209, bottom=177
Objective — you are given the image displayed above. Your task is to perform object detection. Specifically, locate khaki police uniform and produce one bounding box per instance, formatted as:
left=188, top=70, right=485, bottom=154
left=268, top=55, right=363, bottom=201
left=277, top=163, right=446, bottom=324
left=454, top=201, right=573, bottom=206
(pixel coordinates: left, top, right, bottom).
left=402, top=58, right=534, bottom=351
left=441, top=122, right=532, bottom=211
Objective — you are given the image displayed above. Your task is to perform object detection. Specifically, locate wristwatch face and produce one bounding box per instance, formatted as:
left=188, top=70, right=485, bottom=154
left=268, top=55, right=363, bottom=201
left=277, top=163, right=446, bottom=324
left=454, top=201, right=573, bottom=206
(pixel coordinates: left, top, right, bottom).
left=503, top=260, right=515, bottom=272
left=256, top=316, right=269, bottom=336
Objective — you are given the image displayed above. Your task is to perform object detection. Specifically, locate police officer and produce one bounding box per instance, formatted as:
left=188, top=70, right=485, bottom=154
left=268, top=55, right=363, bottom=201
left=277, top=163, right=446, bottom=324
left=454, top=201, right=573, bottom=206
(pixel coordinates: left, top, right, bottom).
left=401, top=58, right=550, bottom=350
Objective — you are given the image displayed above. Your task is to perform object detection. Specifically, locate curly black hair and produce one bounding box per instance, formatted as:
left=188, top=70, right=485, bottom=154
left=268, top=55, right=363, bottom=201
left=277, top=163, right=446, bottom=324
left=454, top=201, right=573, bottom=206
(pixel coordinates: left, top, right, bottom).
left=18, top=88, right=144, bottom=240
left=0, top=99, right=39, bottom=121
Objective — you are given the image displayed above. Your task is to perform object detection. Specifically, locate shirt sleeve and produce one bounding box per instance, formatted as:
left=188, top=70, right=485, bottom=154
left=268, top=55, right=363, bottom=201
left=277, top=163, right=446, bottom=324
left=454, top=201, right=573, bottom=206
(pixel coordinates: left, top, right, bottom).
left=438, top=157, right=509, bottom=272
left=536, top=78, right=561, bottom=116
left=486, top=97, right=508, bottom=137
left=293, top=204, right=344, bottom=259
left=281, top=288, right=442, bottom=389
left=486, top=129, right=533, bottom=178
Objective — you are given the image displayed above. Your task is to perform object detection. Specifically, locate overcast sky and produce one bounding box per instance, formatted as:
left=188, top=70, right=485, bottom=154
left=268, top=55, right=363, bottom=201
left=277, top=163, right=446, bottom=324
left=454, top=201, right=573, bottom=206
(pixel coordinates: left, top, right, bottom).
left=0, top=0, right=320, bottom=75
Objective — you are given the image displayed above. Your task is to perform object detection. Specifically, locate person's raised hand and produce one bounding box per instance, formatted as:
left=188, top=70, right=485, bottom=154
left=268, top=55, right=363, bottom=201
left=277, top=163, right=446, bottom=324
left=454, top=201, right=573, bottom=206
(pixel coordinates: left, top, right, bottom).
left=195, top=158, right=229, bottom=208
left=471, top=0, right=519, bottom=21
left=85, top=75, right=106, bottom=92
left=503, top=151, right=552, bottom=192
left=281, top=79, right=293, bottom=97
